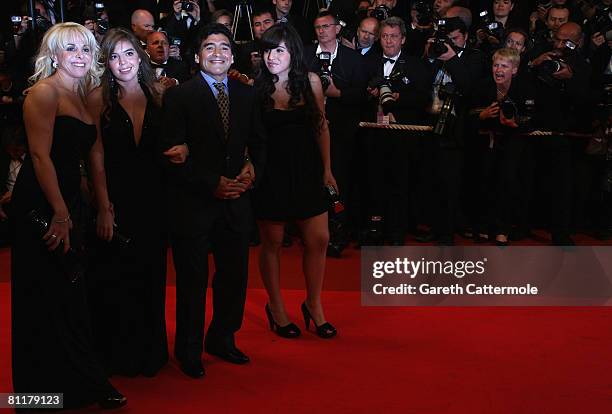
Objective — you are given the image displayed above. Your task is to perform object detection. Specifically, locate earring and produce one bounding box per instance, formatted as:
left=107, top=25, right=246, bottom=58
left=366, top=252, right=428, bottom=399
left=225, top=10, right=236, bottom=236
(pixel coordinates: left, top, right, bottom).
left=137, top=67, right=143, bottom=82
left=52, top=60, right=58, bottom=69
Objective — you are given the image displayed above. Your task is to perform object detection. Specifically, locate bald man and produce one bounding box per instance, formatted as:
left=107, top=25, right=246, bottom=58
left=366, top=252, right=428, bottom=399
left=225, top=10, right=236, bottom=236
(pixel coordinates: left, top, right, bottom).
left=445, top=6, right=472, bottom=29
left=131, top=9, right=155, bottom=44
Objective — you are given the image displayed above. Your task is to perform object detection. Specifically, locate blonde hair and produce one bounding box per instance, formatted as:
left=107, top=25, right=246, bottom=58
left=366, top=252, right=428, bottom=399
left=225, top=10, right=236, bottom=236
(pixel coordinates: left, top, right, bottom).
left=492, top=48, right=520, bottom=68
left=28, top=22, right=103, bottom=101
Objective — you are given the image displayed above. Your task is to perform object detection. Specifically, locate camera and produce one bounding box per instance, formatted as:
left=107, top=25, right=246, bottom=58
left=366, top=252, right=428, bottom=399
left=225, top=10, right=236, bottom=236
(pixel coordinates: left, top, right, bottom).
left=433, top=83, right=458, bottom=137
left=427, top=19, right=451, bottom=59
left=325, top=185, right=347, bottom=257
left=94, top=3, right=109, bottom=35
left=33, top=9, right=52, bottom=34
left=533, top=39, right=577, bottom=86
left=181, top=1, right=194, bottom=12
left=478, top=10, right=504, bottom=41
left=588, top=5, right=612, bottom=42
left=413, top=1, right=433, bottom=26
left=11, top=16, right=22, bottom=34
left=318, top=51, right=332, bottom=90
left=170, top=37, right=182, bottom=47
left=26, top=210, right=85, bottom=284
left=370, top=5, right=390, bottom=21
left=500, top=97, right=517, bottom=119
left=378, top=81, right=396, bottom=114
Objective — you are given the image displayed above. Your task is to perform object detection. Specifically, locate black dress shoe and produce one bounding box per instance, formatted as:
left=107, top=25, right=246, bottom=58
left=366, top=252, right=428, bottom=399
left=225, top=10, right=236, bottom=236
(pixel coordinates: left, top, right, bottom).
left=98, top=390, right=128, bottom=409
left=206, top=346, right=250, bottom=365
left=179, top=359, right=205, bottom=378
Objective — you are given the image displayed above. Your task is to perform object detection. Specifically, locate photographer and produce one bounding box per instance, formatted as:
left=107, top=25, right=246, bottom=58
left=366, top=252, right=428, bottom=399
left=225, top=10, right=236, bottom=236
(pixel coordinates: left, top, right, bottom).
left=145, top=30, right=190, bottom=90
left=361, top=16, right=432, bottom=245
left=341, top=16, right=381, bottom=58
left=416, top=17, right=486, bottom=245
left=304, top=10, right=368, bottom=255
left=405, top=0, right=435, bottom=57
left=529, top=4, right=570, bottom=58
left=163, top=0, right=202, bottom=64
left=528, top=21, right=591, bottom=244
left=434, top=0, right=459, bottom=19
left=272, top=0, right=312, bottom=44
left=475, top=0, right=520, bottom=54
left=83, top=2, right=111, bottom=43
left=504, top=28, right=531, bottom=74
left=235, top=8, right=275, bottom=79
left=471, top=48, right=534, bottom=245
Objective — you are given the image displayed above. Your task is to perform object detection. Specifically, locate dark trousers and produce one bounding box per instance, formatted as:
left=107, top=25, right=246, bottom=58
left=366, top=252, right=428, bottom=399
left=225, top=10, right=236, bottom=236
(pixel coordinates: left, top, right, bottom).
left=533, top=135, right=572, bottom=238
left=171, top=215, right=249, bottom=362
left=363, top=129, right=423, bottom=237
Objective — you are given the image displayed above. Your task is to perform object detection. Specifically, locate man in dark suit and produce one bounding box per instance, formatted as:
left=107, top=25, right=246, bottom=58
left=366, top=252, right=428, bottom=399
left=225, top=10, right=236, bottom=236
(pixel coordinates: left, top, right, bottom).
left=304, top=10, right=368, bottom=256
left=160, top=23, right=266, bottom=378
left=417, top=17, right=486, bottom=245
left=362, top=16, right=432, bottom=245
left=146, top=30, right=191, bottom=90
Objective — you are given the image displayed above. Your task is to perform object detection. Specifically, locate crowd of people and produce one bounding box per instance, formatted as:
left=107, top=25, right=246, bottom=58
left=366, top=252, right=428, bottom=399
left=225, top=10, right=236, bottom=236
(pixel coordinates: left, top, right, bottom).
left=1, top=0, right=611, bottom=410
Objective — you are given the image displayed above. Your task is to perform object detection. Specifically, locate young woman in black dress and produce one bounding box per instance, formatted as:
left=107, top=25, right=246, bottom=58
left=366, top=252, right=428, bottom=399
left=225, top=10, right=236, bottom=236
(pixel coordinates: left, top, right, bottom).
left=88, top=28, right=186, bottom=377
left=11, top=22, right=126, bottom=409
left=254, top=24, right=338, bottom=339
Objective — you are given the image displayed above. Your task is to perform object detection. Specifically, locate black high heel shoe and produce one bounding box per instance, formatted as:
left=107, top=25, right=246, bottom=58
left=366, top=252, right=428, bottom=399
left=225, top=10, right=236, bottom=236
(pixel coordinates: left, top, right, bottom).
left=301, top=302, right=337, bottom=339
left=98, top=390, right=127, bottom=410
left=265, top=303, right=301, bottom=338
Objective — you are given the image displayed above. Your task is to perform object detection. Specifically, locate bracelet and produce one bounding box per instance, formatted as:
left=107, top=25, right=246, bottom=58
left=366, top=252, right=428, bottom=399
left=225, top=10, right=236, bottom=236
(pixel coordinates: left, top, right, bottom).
left=53, top=215, right=71, bottom=224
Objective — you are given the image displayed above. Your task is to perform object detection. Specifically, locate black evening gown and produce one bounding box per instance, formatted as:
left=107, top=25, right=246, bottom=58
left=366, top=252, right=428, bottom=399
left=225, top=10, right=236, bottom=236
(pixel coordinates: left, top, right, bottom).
left=88, top=88, right=168, bottom=377
left=253, top=106, right=329, bottom=221
left=11, top=116, right=118, bottom=408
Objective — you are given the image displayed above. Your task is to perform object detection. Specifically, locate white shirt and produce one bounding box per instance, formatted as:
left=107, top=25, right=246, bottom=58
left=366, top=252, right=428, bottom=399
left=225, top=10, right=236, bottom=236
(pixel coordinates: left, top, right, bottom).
left=383, top=52, right=401, bottom=78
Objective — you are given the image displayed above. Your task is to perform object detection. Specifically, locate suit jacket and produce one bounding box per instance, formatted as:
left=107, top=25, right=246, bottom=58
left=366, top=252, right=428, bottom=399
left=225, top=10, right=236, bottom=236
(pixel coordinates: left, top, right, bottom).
left=364, top=49, right=432, bottom=124
left=164, top=58, right=192, bottom=84
left=303, top=43, right=368, bottom=133
left=160, top=74, right=266, bottom=238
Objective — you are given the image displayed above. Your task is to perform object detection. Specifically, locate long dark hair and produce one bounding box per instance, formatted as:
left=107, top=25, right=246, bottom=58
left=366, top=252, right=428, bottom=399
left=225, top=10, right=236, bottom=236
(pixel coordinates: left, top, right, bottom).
left=256, top=23, right=323, bottom=134
left=99, top=28, right=161, bottom=119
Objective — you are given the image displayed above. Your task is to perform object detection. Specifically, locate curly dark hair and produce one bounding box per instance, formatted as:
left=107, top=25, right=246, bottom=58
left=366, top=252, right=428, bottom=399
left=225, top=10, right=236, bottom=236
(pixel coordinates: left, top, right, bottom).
left=99, top=28, right=161, bottom=120
left=255, top=23, right=323, bottom=134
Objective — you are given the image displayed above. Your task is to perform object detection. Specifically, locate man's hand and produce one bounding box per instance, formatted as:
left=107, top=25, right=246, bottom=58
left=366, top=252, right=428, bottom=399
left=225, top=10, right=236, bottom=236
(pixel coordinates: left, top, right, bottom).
left=169, top=44, right=181, bottom=58
left=214, top=176, right=248, bottom=200
left=236, top=161, right=255, bottom=189
left=163, top=144, right=189, bottom=163
left=188, top=0, right=200, bottom=22
left=0, top=191, right=11, bottom=206
left=340, top=37, right=355, bottom=49
left=591, top=31, right=605, bottom=48
left=173, top=0, right=182, bottom=16
left=530, top=51, right=557, bottom=67
left=159, top=76, right=179, bottom=90
left=552, top=61, right=573, bottom=80
left=324, top=77, right=341, bottom=98
left=437, top=42, right=457, bottom=61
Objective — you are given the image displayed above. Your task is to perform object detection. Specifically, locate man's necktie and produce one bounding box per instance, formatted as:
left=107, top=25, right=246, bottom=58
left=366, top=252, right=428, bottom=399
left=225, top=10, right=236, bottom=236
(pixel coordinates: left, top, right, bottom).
left=382, top=57, right=396, bottom=64
left=214, top=82, right=230, bottom=140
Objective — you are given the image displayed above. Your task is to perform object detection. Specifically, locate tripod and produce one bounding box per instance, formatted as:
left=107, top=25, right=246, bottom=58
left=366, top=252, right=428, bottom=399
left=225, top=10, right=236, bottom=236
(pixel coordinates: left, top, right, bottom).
left=232, top=0, right=254, bottom=43
left=302, top=0, right=328, bottom=19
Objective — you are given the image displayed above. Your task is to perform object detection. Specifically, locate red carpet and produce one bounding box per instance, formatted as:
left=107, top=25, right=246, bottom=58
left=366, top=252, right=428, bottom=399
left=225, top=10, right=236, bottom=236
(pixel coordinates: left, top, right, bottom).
left=1, top=242, right=612, bottom=413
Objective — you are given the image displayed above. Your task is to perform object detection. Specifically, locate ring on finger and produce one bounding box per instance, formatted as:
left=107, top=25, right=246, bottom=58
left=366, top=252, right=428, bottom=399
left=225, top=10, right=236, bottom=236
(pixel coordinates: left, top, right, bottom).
left=50, top=234, right=57, bottom=239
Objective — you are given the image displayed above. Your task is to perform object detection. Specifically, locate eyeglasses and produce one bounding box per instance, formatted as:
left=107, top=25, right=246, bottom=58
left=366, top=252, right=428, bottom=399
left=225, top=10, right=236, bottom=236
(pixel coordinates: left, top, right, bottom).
left=314, top=23, right=338, bottom=31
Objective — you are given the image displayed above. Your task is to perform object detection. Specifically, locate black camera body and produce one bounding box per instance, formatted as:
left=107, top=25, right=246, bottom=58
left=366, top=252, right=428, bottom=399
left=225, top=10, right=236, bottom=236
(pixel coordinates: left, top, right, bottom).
left=478, top=10, right=504, bottom=41
left=589, top=5, right=612, bottom=41
left=182, top=1, right=194, bottom=12
left=413, top=1, right=433, bottom=26
left=427, top=19, right=452, bottom=59
left=93, top=3, right=108, bottom=35
left=370, top=5, right=390, bottom=21
left=533, top=40, right=577, bottom=86
left=500, top=97, right=517, bottom=119
left=318, top=51, right=332, bottom=90
left=11, top=16, right=22, bottom=34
